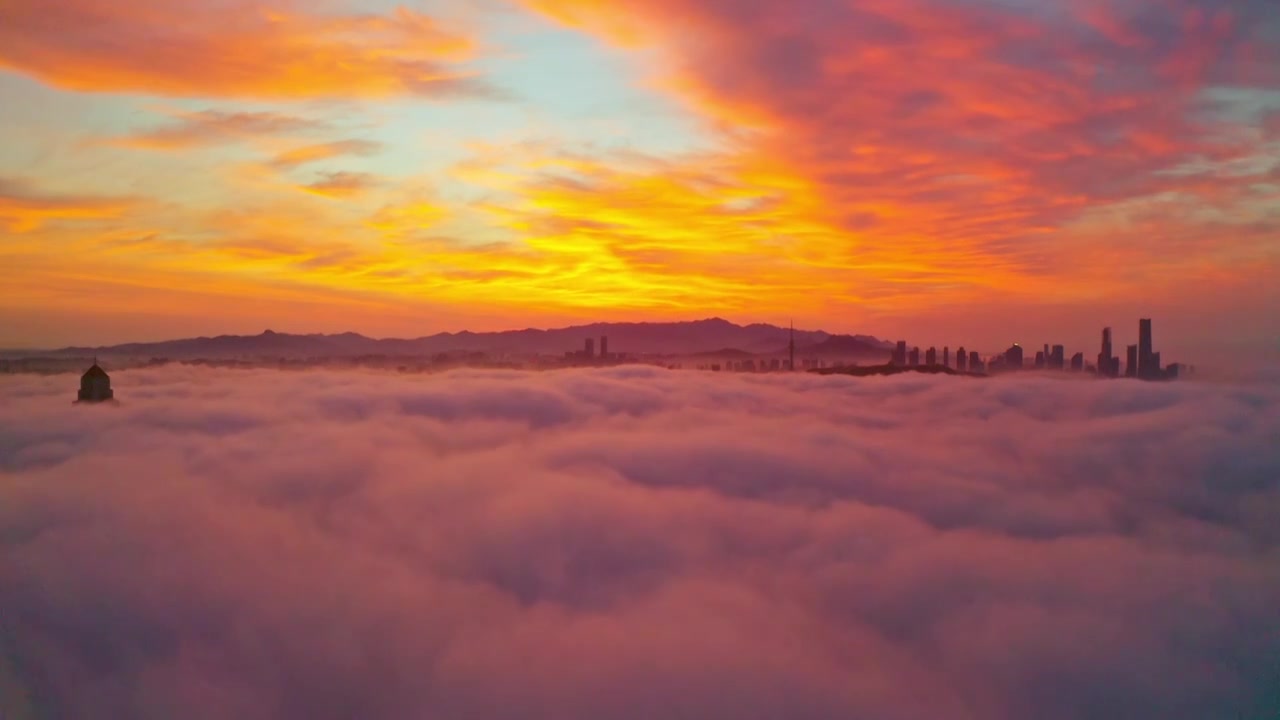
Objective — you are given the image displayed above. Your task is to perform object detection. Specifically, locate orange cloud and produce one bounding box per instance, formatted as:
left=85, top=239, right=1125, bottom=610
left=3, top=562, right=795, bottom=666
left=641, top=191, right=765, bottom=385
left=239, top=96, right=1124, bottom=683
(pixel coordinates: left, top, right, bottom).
left=299, top=172, right=379, bottom=199
left=520, top=0, right=1280, bottom=309
left=0, top=178, right=138, bottom=232
left=269, top=140, right=383, bottom=170
left=0, top=1, right=486, bottom=99
left=102, top=110, right=324, bottom=150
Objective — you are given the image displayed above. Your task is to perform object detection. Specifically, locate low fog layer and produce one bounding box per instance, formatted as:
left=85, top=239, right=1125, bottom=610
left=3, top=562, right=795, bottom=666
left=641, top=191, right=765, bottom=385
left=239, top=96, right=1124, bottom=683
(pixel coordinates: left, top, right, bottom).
left=2, top=367, right=1278, bottom=719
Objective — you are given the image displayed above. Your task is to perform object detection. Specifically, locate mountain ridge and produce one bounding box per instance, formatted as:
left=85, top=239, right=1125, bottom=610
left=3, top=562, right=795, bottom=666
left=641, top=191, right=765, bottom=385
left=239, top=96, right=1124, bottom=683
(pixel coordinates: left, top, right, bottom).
left=20, top=319, right=893, bottom=359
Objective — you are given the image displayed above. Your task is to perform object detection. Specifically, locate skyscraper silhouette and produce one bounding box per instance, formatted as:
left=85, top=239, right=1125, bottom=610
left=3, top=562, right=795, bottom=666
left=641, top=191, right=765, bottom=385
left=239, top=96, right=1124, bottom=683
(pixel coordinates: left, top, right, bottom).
left=584, top=337, right=595, bottom=359
left=1099, top=327, right=1116, bottom=377
left=957, top=347, right=967, bottom=372
left=1138, top=318, right=1153, bottom=378
left=600, top=336, right=609, bottom=359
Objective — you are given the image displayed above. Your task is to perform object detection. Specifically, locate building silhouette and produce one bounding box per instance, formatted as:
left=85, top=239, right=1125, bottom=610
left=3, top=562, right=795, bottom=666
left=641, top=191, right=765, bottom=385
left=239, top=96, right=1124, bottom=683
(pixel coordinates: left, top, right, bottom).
left=908, top=347, right=920, bottom=366
left=1034, top=350, right=1045, bottom=369
left=956, top=346, right=967, bottom=372
left=1051, top=345, right=1065, bottom=370
left=1098, top=327, right=1119, bottom=377
left=893, top=340, right=907, bottom=366
left=584, top=337, right=595, bottom=359
left=925, top=347, right=937, bottom=366
left=600, top=336, right=608, bottom=360
left=76, top=360, right=114, bottom=403
left=1005, top=343, right=1023, bottom=370
left=969, top=351, right=983, bottom=373
left=1070, top=352, right=1084, bottom=371
left=943, top=347, right=950, bottom=368
left=1138, top=318, right=1153, bottom=378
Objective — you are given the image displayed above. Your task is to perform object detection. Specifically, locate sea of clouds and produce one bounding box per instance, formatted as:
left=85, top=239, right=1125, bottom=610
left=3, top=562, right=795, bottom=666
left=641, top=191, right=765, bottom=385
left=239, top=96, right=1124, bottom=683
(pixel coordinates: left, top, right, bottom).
left=2, top=365, right=1278, bottom=719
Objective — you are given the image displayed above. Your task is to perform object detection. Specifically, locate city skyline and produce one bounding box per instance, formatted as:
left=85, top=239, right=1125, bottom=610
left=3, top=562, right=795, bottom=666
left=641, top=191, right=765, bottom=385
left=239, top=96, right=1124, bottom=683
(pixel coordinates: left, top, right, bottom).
left=3, top=3, right=1277, bottom=717
left=892, top=317, right=1185, bottom=379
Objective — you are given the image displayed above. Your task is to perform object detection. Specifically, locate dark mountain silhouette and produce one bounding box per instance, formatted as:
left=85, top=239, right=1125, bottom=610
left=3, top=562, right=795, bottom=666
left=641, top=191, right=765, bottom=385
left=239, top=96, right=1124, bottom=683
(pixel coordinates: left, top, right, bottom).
left=793, top=334, right=893, bottom=358
left=34, top=319, right=892, bottom=360
left=814, top=363, right=986, bottom=378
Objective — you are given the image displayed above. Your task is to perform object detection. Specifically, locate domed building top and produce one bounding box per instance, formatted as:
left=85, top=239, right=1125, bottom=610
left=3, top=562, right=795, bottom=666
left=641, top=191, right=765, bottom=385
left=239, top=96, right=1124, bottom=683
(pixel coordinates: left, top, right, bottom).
left=82, top=364, right=109, bottom=379
left=76, top=359, right=115, bottom=404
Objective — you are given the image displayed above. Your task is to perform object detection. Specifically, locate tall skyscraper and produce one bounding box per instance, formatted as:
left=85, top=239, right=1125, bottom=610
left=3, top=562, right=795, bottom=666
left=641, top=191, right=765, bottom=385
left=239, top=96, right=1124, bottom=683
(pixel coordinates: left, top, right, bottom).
left=1138, top=318, right=1153, bottom=378
left=893, top=340, right=907, bottom=366
left=969, top=351, right=983, bottom=373
left=1099, top=327, right=1116, bottom=377
left=600, top=336, right=609, bottom=359
left=584, top=337, right=595, bottom=358
left=1051, top=345, right=1065, bottom=370
left=943, top=347, right=951, bottom=368
left=957, top=347, right=967, bottom=372
left=908, top=347, right=920, bottom=366
left=925, top=347, right=937, bottom=366
left=1126, top=345, right=1138, bottom=378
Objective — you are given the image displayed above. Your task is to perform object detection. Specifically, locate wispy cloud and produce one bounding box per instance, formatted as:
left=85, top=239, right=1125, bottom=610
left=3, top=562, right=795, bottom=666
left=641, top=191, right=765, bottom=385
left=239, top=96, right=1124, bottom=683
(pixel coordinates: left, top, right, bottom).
left=101, top=110, right=324, bottom=150
left=299, top=171, right=379, bottom=199
left=268, top=140, right=384, bottom=170
left=0, top=0, right=488, bottom=99
left=0, top=176, right=138, bottom=232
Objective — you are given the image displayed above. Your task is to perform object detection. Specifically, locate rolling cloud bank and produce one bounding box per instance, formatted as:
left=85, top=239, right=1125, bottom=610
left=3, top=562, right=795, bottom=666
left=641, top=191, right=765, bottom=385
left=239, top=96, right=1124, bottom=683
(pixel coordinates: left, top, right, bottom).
left=2, top=367, right=1279, bottom=719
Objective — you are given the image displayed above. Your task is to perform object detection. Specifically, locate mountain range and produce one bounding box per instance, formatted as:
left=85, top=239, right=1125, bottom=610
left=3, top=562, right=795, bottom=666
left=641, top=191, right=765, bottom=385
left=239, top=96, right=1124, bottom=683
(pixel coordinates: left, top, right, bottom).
left=23, top=319, right=893, bottom=360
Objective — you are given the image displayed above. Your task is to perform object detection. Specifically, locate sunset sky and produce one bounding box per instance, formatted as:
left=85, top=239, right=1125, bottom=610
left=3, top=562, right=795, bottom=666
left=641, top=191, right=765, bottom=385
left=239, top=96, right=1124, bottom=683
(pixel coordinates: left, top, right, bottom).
left=2, top=0, right=1278, bottom=356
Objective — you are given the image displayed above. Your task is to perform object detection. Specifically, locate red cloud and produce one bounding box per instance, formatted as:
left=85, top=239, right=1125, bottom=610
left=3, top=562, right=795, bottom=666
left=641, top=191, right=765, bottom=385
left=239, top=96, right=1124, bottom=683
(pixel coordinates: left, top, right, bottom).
left=524, top=0, right=1280, bottom=295
left=0, top=0, right=486, bottom=99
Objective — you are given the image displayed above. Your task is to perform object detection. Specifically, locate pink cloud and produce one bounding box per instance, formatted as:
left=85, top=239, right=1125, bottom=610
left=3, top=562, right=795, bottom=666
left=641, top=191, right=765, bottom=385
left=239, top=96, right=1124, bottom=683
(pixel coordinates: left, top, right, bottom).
left=1, top=365, right=1277, bottom=718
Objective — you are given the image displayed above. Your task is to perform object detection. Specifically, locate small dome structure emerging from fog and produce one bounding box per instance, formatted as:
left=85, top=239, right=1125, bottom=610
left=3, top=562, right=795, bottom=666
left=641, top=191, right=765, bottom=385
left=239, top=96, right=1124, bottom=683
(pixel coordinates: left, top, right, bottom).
left=76, top=361, right=114, bottom=403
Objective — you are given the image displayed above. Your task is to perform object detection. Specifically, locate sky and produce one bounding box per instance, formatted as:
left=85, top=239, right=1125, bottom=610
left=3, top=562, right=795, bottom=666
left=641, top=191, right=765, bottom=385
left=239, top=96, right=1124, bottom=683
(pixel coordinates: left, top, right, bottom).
left=2, top=365, right=1279, bottom=718
left=1, top=0, right=1279, bottom=355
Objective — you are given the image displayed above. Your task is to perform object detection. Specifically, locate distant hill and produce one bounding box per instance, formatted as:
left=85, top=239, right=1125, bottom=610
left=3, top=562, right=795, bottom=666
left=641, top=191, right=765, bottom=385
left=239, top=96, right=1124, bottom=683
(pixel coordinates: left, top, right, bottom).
left=21, top=319, right=892, bottom=360
left=793, top=334, right=894, bottom=360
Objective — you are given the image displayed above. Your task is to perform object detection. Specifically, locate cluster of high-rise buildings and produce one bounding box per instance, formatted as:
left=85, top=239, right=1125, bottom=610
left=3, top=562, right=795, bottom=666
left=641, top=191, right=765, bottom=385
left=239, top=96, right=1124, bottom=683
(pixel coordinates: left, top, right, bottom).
left=892, top=341, right=991, bottom=373
left=892, top=318, right=1185, bottom=380
left=1093, top=318, right=1184, bottom=379
left=565, top=335, right=622, bottom=364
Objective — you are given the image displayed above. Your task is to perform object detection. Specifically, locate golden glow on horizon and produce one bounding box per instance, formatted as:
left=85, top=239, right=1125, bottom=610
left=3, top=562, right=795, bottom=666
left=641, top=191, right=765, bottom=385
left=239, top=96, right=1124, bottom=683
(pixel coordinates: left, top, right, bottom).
left=1, top=0, right=1277, bottom=347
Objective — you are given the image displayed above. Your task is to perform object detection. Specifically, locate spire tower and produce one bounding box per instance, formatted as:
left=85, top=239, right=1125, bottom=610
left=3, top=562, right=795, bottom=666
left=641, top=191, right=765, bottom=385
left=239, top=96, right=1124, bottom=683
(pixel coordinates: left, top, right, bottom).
left=789, top=320, right=796, bottom=372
